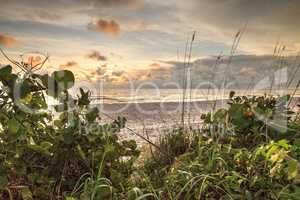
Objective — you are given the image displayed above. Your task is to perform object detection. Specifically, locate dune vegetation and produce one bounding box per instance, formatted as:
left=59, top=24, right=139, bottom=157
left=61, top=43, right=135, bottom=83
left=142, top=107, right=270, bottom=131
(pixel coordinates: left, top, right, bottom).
left=1, top=63, right=300, bottom=200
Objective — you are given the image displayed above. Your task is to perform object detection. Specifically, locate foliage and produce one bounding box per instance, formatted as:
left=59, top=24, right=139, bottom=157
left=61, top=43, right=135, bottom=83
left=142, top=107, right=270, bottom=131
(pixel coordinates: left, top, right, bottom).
left=201, top=92, right=300, bottom=147
left=0, top=65, right=139, bottom=199
left=140, top=91, right=300, bottom=199
left=161, top=136, right=300, bottom=199
left=1, top=62, right=300, bottom=200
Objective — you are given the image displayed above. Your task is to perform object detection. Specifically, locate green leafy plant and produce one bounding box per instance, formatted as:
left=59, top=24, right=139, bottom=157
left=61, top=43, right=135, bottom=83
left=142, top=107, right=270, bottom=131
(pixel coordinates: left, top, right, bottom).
left=0, top=64, right=139, bottom=199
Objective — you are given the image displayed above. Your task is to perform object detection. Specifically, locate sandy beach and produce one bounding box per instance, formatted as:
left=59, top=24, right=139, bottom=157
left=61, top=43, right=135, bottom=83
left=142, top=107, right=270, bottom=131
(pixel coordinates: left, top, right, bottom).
left=93, top=97, right=300, bottom=146
left=94, top=99, right=228, bottom=146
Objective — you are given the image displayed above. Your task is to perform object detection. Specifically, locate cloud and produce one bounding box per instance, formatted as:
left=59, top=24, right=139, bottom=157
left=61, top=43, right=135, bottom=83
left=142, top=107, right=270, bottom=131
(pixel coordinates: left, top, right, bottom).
left=86, top=0, right=143, bottom=10
left=111, top=70, right=124, bottom=77
left=88, top=19, right=121, bottom=36
left=175, top=0, right=300, bottom=54
left=0, top=33, right=18, bottom=48
left=59, top=61, right=78, bottom=69
left=160, top=54, right=300, bottom=88
left=86, top=50, right=107, bottom=61
left=96, top=64, right=108, bottom=76
left=149, top=63, right=160, bottom=68
left=26, top=55, right=42, bottom=66
left=78, top=54, right=300, bottom=89
left=25, top=10, right=62, bottom=21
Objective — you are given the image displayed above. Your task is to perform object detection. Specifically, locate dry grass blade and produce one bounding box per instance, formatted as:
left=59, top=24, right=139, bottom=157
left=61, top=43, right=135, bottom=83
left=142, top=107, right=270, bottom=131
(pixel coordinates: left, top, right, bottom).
left=288, top=80, right=300, bottom=108
left=181, top=35, right=190, bottom=127
left=187, top=31, right=196, bottom=127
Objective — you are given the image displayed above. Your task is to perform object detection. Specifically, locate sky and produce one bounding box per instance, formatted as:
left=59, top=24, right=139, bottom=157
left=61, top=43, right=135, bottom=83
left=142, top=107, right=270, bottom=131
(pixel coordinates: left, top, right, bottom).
left=0, top=0, right=300, bottom=89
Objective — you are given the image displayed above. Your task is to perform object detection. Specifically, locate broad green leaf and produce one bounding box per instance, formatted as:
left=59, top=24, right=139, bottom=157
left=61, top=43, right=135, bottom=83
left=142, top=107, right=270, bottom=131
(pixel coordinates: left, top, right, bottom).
left=78, top=88, right=90, bottom=106
left=228, top=104, right=250, bottom=128
left=277, top=139, right=289, bottom=149
left=63, top=129, right=74, bottom=145
left=51, top=70, right=75, bottom=90
left=8, top=118, right=20, bottom=134
left=229, top=91, right=235, bottom=98
left=86, top=107, right=99, bottom=122
left=19, top=79, right=31, bottom=99
left=213, top=108, right=227, bottom=123
left=288, top=159, right=298, bottom=180
left=0, top=65, right=12, bottom=78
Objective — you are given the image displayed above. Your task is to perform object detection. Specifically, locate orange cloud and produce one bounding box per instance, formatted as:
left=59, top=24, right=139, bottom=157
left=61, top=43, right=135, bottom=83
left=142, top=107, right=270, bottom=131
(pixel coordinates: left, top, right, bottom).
left=88, top=19, right=121, bottom=36
left=149, top=63, right=161, bottom=68
left=0, top=34, right=18, bottom=48
left=111, top=70, right=124, bottom=77
left=86, top=50, right=107, bottom=61
left=26, top=56, right=42, bottom=67
left=59, top=61, right=78, bottom=69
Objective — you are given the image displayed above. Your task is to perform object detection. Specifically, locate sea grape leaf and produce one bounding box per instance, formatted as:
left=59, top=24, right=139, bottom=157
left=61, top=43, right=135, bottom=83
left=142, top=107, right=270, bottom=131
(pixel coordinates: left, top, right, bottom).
left=78, top=88, right=90, bottom=106
left=228, top=104, right=250, bottom=128
left=86, top=107, right=99, bottom=122
left=42, top=70, right=74, bottom=98
left=288, top=159, right=298, bottom=180
left=229, top=91, right=235, bottom=98
left=63, top=128, right=74, bottom=145
left=8, top=118, right=20, bottom=134
left=277, top=139, right=289, bottom=149
left=213, top=108, right=227, bottom=123
left=19, top=79, right=31, bottom=99
left=51, top=70, right=75, bottom=90
left=0, top=65, right=12, bottom=78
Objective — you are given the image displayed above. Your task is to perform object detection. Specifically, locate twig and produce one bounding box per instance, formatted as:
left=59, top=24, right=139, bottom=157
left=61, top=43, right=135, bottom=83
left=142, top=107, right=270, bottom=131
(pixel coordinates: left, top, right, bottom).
left=0, top=48, right=27, bottom=72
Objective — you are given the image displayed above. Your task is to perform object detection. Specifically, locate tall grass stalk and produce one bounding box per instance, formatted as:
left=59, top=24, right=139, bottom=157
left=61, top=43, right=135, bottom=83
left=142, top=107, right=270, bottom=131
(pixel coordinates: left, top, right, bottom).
left=222, top=26, right=246, bottom=91
left=269, top=44, right=286, bottom=94
left=181, top=36, right=190, bottom=127
left=187, top=31, right=196, bottom=127
left=288, top=80, right=300, bottom=108
left=288, top=64, right=300, bottom=89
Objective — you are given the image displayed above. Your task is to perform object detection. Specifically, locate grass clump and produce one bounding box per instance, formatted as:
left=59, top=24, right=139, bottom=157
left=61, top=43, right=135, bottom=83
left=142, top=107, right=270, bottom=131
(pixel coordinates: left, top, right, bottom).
left=138, top=92, right=300, bottom=199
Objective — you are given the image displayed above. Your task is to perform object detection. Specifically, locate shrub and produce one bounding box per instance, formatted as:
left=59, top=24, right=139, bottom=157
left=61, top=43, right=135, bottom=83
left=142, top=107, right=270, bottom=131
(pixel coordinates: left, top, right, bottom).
left=0, top=65, right=139, bottom=199
left=201, top=92, right=300, bottom=147
left=164, top=137, right=300, bottom=199
left=140, top=92, right=300, bottom=199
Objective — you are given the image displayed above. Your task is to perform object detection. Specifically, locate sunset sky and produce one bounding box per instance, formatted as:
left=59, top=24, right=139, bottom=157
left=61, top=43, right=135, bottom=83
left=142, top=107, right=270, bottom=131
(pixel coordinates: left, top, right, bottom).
left=1, top=0, right=300, bottom=88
